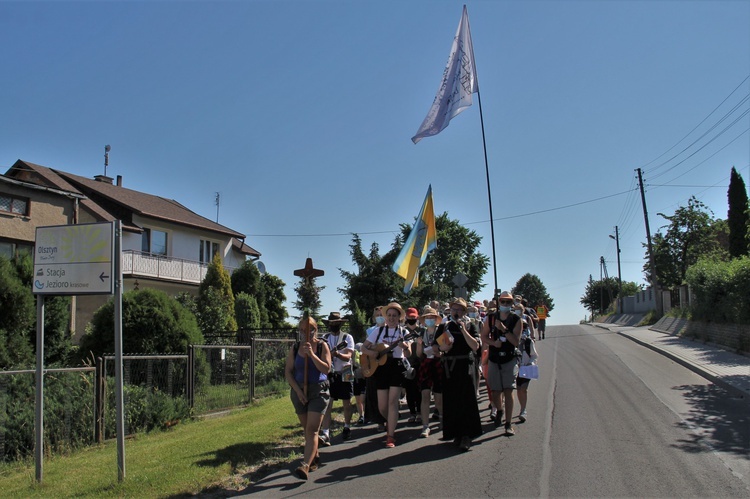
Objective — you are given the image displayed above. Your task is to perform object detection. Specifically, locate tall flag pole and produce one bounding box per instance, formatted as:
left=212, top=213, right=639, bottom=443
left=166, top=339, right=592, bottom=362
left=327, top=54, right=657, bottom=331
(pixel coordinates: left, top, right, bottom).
left=392, top=185, right=438, bottom=293
left=412, top=5, right=500, bottom=302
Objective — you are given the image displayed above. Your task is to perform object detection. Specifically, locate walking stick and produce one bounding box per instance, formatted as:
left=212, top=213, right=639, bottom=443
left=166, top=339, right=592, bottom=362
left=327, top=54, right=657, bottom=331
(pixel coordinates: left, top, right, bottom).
left=302, top=310, right=311, bottom=399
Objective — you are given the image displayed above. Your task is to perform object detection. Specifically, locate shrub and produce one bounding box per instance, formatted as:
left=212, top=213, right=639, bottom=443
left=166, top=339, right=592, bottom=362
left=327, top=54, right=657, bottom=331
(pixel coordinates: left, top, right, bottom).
left=685, top=256, right=750, bottom=324
left=78, top=288, right=203, bottom=359
left=0, top=370, right=95, bottom=462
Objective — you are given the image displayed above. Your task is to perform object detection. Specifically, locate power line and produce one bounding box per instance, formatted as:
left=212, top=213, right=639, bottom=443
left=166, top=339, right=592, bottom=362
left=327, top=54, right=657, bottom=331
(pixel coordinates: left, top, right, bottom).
left=248, top=188, right=637, bottom=238
left=640, top=73, right=750, bottom=173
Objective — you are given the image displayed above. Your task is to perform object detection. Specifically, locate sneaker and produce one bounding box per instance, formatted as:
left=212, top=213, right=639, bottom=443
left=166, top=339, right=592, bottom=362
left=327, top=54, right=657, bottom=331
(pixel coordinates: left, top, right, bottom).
left=318, top=433, right=331, bottom=447
left=309, top=454, right=320, bottom=472
left=356, top=416, right=365, bottom=426
left=494, top=415, right=502, bottom=428
left=294, top=462, right=309, bottom=480
left=407, top=414, right=416, bottom=424
left=505, top=424, right=515, bottom=436
left=420, top=426, right=430, bottom=438
left=377, top=423, right=386, bottom=432
left=342, top=427, right=351, bottom=441
left=386, top=435, right=396, bottom=448
left=490, top=409, right=497, bottom=421
left=459, top=436, right=471, bottom=451
left=415, top=414, right=422, bottom=424
left=519, top=410, right=527, bottom=423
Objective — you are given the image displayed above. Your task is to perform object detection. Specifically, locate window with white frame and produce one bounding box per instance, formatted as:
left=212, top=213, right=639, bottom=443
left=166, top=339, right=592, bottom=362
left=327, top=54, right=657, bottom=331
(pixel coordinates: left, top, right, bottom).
left=200, top=239, right=220, bottom=263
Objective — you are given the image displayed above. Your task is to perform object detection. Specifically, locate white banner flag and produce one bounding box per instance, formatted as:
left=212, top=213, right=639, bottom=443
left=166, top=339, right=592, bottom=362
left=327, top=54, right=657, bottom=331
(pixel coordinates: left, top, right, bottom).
left=412, top=5, right=478, bottom=144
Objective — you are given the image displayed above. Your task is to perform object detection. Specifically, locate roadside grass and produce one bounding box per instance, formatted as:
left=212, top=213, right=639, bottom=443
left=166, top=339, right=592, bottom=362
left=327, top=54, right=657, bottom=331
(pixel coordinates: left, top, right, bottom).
left=0, top=395, right=305, bottom=498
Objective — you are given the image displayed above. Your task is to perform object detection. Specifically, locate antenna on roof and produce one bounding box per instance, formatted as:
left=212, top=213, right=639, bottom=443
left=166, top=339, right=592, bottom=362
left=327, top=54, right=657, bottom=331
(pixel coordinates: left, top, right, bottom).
left=215, top=192, right=220, bottom=223
left=104, top=145, right=111, bottom=176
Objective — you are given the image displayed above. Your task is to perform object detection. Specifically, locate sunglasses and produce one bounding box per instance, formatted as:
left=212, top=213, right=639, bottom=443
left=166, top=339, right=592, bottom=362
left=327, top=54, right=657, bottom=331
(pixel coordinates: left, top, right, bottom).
left=499, top=300, right=513, bottom=305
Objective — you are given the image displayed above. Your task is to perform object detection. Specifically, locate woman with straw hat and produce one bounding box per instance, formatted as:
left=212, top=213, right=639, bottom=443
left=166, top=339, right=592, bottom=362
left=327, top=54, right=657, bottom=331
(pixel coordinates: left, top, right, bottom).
left=362, top=302, right=413, bottom=448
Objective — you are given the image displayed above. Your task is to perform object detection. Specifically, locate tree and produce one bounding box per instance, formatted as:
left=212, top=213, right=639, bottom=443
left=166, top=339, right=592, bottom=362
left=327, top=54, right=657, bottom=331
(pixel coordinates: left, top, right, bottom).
left=620, top=281, right=643, bottom=298
left=197, top=253, right=237, bottom=334
left=294, top=277, right=324, bottom=318
left=727, top=166, right=749, bottom=258
left=338, top=213, right=490, bottom=314
left=0, top=254, right=73, bottom=368
left=338, top=234, right=400, bottom=317
left=645, top=196, right=729, bottom=288
left=261, top=273, right=289, bottom=327
left=0, top=256, right=35, bottom=366
left=235, top=292, right=261, bottom=329
left=231, top=261, right=269, bottom=326
left=511, top=274, right=554, bottom=312
left=580, top=277, right=620, bottom=315
left=78, top=288, right=203, bottom=358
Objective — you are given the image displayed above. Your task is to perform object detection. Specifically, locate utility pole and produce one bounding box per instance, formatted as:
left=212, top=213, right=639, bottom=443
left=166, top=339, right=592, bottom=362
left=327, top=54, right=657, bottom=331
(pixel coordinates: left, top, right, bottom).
left=636, top=168, right=662, bottom=315
left=609, top=226, right=622, bottom=313
left=599, top=257, right=603, bottom=316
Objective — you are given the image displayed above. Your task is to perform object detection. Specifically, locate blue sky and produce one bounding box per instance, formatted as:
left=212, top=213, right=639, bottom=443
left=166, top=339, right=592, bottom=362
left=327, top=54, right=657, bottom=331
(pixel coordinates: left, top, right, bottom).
left=2, top=0, right=749, bottom=326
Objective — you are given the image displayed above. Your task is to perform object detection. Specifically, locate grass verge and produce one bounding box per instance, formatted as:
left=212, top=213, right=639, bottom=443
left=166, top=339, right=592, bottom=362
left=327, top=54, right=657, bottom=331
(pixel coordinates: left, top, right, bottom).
left=0, top=395, right=302, bottom=498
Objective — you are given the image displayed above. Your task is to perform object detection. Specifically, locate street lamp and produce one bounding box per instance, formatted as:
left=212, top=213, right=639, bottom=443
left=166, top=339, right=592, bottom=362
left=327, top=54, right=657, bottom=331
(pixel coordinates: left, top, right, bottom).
left=609, top=226, right=622, bottom=313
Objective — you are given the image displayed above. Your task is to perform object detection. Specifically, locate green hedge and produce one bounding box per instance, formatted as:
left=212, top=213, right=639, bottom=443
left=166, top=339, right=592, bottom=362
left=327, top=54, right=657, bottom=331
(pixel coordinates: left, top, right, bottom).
left=0, top=371, right=94, bottom=462
left=0, top=371, right=191, bottom=462
left=685, top=256, right=750, bottom=324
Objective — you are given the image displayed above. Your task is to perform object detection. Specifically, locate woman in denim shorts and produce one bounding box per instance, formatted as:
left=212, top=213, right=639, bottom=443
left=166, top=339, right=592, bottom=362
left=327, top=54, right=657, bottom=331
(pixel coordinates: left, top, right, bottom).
left=285, top=316, right=332, bottom=480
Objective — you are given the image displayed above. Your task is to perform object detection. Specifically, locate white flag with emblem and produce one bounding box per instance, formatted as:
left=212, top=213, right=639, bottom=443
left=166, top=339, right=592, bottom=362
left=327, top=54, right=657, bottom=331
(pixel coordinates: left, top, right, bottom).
left=412, top=5, right=478, bottom=144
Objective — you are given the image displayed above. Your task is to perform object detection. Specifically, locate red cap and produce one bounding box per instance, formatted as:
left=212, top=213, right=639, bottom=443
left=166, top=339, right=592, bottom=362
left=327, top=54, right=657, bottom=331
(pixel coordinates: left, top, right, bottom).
left=406, top=307, right=419, bottom=318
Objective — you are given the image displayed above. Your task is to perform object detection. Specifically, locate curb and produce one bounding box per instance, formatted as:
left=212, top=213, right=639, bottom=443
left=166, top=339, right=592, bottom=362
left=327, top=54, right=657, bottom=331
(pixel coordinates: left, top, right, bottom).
left=614, top=328, right=748, bottom=400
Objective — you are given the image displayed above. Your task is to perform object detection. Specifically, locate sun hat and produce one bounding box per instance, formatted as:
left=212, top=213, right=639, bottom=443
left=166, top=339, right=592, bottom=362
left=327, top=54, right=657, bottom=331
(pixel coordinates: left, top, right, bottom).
left=420, top=306, right=440, bottom=318
left=322, top=311, right=347, bottom=324
left=449, top=297, right=468, bottom=310
left=383, top=302, right=405, bottom=320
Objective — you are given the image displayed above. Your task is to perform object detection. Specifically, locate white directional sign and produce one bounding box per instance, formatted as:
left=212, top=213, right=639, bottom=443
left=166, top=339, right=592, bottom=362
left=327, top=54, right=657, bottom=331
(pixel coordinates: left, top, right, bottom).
left=33, top=222, right=115, bottom=295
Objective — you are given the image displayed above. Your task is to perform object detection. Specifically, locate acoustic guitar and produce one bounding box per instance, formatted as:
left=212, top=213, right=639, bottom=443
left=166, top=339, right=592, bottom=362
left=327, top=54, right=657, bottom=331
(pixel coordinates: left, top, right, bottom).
left=361, top=331, right=419, bottom=378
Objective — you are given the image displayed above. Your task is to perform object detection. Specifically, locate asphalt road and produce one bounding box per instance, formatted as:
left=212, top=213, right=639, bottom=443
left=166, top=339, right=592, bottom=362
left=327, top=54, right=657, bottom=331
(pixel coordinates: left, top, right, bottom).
left=236, top=324, right=750, bottom=497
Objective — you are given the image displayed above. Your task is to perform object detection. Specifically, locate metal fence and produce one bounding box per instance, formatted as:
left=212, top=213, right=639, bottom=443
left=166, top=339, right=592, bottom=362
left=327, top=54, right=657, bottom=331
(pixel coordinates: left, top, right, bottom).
left=99, top=355, right=188, bottom=440
left=0, top=367, right=96, bottom=462
left=0, top=329, right=298, bottom=462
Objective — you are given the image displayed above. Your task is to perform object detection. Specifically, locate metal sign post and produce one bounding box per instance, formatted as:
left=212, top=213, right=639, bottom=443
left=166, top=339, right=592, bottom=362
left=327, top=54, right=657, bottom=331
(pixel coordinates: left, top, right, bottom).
left=33, top=221, right=117, bottom=483
left=34, top=295, right=44, bottom=483
left=113, top=220, right=126, bottom=480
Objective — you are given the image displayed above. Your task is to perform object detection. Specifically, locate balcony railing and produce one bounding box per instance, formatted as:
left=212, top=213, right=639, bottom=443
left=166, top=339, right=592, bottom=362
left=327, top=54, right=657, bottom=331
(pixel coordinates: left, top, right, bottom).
left=122, top=250, right=238, bottom=285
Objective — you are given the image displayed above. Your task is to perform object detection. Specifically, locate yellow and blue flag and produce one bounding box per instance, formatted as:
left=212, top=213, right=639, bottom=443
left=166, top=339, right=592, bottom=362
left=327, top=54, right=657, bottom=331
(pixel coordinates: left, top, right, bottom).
left=392, top=185, right=437, bottom=293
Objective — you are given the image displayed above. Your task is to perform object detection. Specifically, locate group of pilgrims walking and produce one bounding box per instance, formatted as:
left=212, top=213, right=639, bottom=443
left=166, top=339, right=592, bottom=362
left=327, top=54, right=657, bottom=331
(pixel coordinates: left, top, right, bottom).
left=284, top=292, right=550, bottom=480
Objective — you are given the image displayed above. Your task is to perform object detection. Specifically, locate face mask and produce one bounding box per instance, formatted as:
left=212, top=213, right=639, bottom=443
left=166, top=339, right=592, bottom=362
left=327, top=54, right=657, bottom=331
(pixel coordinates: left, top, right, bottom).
left=425, top=319, right=436, bottom=327
left=499, top=305, right=512, bottom=313
left=375, top=316, right=385, bottom=325
left=406, top=319, right=417, bottom=326
left=514, top=309, right=522, bottom=317
left=468, top=312, right=477, bottom=319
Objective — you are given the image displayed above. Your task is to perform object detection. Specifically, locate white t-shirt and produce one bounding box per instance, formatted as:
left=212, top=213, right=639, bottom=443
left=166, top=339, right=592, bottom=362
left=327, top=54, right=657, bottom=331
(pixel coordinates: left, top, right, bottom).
left=326, top=332, right=354, bottom=373
left=366, top=325, right=408, bottom=359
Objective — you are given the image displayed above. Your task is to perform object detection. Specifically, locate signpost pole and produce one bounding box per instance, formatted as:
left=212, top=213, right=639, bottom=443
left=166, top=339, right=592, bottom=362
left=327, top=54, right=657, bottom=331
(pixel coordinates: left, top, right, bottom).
left=114, top=220, right=126, bottom=481
left=34, top=295, right=45, bottom=483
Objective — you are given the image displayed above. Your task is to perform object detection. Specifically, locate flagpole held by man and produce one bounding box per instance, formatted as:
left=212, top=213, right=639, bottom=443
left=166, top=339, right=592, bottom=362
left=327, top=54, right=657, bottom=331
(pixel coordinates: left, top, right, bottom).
left=411, top=5, right=501, bottom=304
